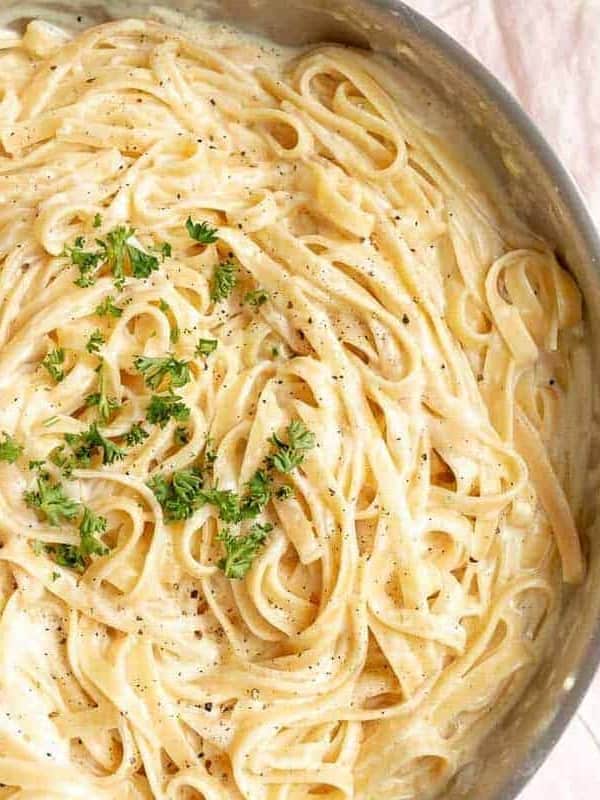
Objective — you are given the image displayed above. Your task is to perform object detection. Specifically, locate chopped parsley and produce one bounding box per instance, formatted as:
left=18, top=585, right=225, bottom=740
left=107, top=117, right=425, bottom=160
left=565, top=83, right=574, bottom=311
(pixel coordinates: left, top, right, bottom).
left=85, top=362, right=121, bottom=423
left=53, top=544, right=85, bottom=572
left=158, top=300, right=180, bottom=344
left=148, top=467, right=204, bottom=521
left=63, top=236, right=103, bottom=287
left=43, top=506, right=110, bottom=573
left=49, top=445, right=76, bottom=478
left=186, top=217, right=219, bottom=244
left=267, top=420, right=316, bottom=473
left=79, top=506, right=109, bottom=557
left=65, top=423, right=125, bottom=466
left=198, top=487, right=243, bottom=524
left=217, top=523, right=273, bottom=579
left=195, top=338, right=218, bottom=357
left=85, top=329, right=105, bottom=354
left=0, top=432, right=23, bottom=463
left=146, top=393, right=190, bottom=428
left=24, top=476, right=80, bottom=526
left=64, top=226, right=160, bottom=290
left=125, top=423, right=149, bottom=446
left=93, top=213, right=102, bottom=228
left=95, top=296, right=122, bottom=318
left=134, top=354, right=191, bottom=390
left=210, top=261, right=237, bottom=302
left=154, top=241, right=172, bottom=261
left=244, top=289, right=270, bottom=308
left=42, top=347, right=65, bottom=383
left=240, top=469, right=272, bottom=517
left=51, top=570, right=60, bottom=581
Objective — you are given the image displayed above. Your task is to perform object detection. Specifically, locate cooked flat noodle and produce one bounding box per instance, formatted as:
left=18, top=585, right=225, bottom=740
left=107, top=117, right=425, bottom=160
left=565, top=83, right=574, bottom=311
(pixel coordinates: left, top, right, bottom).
left=0, top=17, right=591, bottom=800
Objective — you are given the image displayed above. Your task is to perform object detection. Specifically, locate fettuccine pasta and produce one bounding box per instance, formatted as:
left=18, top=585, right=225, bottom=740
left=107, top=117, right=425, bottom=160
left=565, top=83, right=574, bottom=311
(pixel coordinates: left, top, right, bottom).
left=0, top=16, right=591, bottom=800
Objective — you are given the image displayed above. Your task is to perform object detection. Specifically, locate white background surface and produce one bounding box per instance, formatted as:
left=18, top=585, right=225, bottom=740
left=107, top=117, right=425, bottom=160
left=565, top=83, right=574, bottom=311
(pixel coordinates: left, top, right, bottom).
left=405, top=1, right=600, bottom=797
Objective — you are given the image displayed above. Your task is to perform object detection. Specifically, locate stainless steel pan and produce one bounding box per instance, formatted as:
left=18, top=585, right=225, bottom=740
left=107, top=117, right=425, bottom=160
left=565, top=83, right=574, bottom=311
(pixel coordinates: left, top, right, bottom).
left=3, top=2, right=600, bottom=798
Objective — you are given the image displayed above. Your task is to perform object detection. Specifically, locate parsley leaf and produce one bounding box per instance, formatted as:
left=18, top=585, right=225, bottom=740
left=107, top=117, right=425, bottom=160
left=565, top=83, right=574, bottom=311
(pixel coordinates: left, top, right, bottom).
left=186, top=217, right=219, bottom=244
left=125, top=423, right=149, bottom=446
left=42, top=347, right=65, bottom=383
left=148, top=467, right=204, bottom=521
left=85, top=362, right=120, bottom=423
left=65, top=423, right=125, bottom=466
left=217, top=523, right=273, bottom=579
left=127, top=243, right=159, bottom=280
left=195, top=338, right=218, bottom=357
left=53, top=544, right=86, bottom=572
left=0, top=432, right=23, bottom=463
left=24, top=476, right=80, bottom=526
left=146, top=393, right=190, bottom=428
left=198, top=487, right=242, bottom=523
left=79, top=506, right=109, bottom=557
left=154, top=241, right=172, bottom=261
left=93, top=213, right=102, bottom=229
left=134, top=354, right=191, bottom=390
left=85, top=329, right=105, bottom=354
left=210, top=261, right=237, bottom=302
left=98, top=225, right=132, bottom=289
left=267, top=420, right=316, bottom=473
left=239, top=469, right=272, bottom=518
left=158, top=300, right=180, bottom=344
left=95, top=296, right=122, bottom=318
left=49, top=445, right=76, bottom=478
left=244, top=289, right=269, bottom=308
left=64, top=236, right=103, bottom=287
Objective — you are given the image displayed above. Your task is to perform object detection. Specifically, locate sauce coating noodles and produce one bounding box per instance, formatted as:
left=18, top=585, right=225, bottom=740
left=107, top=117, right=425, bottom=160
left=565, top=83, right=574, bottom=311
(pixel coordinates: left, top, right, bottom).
left=0, top=17, right=591, bottom=800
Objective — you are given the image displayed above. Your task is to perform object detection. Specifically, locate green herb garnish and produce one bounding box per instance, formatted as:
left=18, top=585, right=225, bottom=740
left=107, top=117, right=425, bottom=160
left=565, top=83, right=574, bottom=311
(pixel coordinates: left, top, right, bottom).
left=217, top=523, right=273, bottom=579
left=198, top=487, right=242, bottom=524
left=53, top=544, right=85, bottom=572
left=64, top=236, right=103, bottom=287
left=0, top=432, right=23, bottom=463
left=186, top=217, right=219, bottom=245
left=85, top=329, right=105, bottom=354
left=42, top=348, right=65, bottom=383
left=146, top=393, right=190, bottom=428
left=85, top=362, right=121, bottom=423
left=157, top=300, right=180, bottom=344
left=79, top=506, right=109, bottom=557
left=240, top=469, right=272, bottom=518
left=244, top=289, right=269, bottom=308
left=210, top=261, right=237, bottom=302
left=93, top=213, right=102, bottom=228
left=134, top=354, right=191, bottom=390
left=267, top=420, right=316, bottom=473
left=148, top=467, right=204, bottom=521
left=125, top=423, right=149, bottom=446
left=195, top=338, right=218, bottom=357
left=65, top=423, right=125, bottom=466
left=95, top=296, right=122, bottom=318
left=154, top=241, right=172, bottom=261
left=49, top=445, right=76, bottom=478
left=24, top=476, right=80, bottom=526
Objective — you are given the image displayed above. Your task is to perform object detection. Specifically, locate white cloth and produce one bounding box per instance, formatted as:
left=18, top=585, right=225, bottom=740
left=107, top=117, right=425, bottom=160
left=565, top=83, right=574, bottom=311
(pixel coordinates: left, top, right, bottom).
left=407, top=0, right=600, bottom=228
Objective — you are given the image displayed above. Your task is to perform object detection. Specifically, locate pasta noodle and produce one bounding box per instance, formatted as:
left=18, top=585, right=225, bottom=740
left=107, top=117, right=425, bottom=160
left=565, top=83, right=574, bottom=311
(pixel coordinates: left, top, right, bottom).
left=0, top=16, right=591, bottom=800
